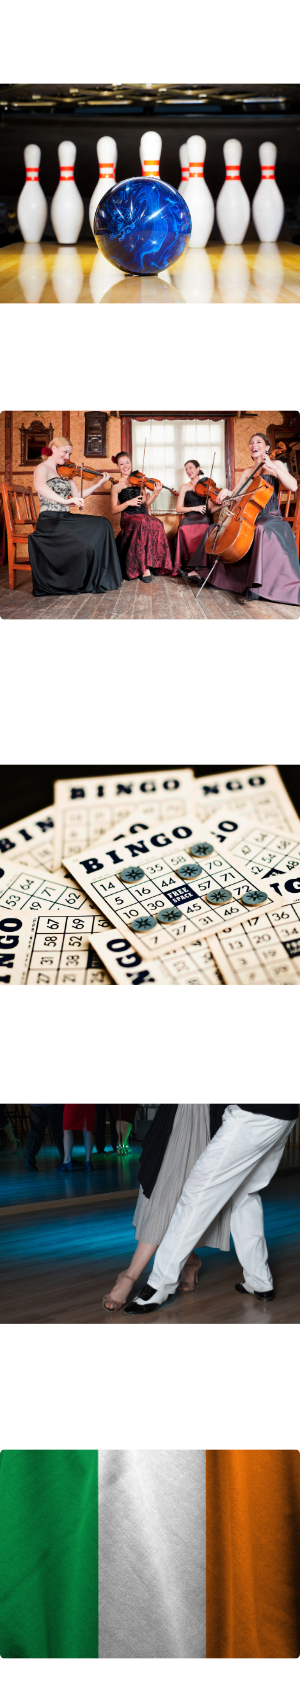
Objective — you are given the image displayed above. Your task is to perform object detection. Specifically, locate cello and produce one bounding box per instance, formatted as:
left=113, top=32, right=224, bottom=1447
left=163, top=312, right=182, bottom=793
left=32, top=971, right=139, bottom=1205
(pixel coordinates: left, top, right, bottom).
left=204, top=442, right=287, bottom=565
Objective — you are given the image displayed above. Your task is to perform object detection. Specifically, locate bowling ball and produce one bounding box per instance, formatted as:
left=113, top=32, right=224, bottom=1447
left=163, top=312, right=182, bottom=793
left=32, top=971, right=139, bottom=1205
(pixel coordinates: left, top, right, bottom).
left=93, top=177, right=191, bottom=275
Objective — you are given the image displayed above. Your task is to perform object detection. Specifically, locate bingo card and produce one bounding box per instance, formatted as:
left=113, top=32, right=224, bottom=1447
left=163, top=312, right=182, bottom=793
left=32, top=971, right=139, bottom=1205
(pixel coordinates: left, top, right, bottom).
left=193, top=766, right=300, bottom=833
left=64, top=812, right=276, bottom=960
left=53, top=768, right=194, bottom=868
left=0, top=861, right=112, bottom=984
left=209, top=904, right=300, bottom=985
left=90, top=927, right=223, bottom=986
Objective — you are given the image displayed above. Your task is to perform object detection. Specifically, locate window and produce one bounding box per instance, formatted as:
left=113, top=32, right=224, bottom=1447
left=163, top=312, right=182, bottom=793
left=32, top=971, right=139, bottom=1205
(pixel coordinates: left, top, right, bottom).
left=131, top=418, right=226, bottom=511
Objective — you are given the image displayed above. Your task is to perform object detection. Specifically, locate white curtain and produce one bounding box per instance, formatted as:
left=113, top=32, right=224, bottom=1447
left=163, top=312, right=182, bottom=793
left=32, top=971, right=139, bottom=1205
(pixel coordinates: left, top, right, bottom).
left=131, top=418, right=226, bottom=511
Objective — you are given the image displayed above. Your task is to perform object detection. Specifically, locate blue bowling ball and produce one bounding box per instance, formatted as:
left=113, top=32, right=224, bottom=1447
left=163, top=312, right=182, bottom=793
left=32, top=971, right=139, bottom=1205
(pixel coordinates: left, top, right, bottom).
left=93, top=177, right=192, bottom=275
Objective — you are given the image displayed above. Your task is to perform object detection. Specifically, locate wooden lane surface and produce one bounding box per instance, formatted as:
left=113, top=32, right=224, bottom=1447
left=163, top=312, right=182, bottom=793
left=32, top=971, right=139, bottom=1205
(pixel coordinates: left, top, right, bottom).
left=0, top=568, right=298, bottom=621
left=0, top=243, right=300, bottom=305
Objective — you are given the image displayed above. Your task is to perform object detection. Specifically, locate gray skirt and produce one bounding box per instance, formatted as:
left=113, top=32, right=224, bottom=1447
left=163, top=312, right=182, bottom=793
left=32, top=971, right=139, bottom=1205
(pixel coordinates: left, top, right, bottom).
left=133, top=1104, right=231, bottom=1250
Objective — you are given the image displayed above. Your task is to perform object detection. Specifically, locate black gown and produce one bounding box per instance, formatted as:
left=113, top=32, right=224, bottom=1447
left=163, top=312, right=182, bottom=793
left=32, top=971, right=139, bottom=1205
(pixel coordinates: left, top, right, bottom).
left=189, top=476, right=300, bottom=603
left=28, top=476, right=122, bottom=597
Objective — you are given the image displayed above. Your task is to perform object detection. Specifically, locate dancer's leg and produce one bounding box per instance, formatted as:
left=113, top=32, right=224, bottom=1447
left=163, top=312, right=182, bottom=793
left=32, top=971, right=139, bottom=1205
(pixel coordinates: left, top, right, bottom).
left=230, top=1116, right=293, bottom=1291
left=231, top=1189, right=273, bottom=1291
left=63, top=1129, right=74, bottom=1163
left=148, top=1110, right=293, bottom=1303
left=104, top=1241, right=158, bottom=1310
left=83, top=1121, right=93, bottom=1163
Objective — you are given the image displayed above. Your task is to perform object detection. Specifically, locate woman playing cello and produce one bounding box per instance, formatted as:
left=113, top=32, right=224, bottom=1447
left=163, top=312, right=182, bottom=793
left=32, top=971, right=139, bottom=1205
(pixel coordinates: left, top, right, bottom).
left=188, top=433, right=300, bottom=604
left=174, top=459, right=210, bottom=577
left=28, top=435, right=122, bottom=596
left=110, top=451, right=174, bottom=581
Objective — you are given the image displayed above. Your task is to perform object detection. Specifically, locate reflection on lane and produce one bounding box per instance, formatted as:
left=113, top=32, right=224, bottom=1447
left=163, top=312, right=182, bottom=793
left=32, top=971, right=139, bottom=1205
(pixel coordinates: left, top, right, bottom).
left=0, top=240, right=299, bottom=304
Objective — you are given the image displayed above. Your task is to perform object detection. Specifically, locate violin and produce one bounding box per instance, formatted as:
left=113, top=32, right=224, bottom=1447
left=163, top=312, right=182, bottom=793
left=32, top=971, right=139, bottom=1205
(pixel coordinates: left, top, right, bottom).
left=205, top=442, right=287, bottom=565
left=57, top=461, right=110, bottom=481
left=194, top=475, right=220, bottom=502
left=111, top=468, right=178, bottom=497
left=186, top=456, right=221, bottom=505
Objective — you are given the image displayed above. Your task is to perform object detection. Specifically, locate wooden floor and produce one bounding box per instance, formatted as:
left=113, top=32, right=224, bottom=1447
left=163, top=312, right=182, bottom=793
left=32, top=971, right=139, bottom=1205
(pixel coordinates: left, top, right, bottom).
left=1, top=567, right=298, bottom=621
left=1, top=1170, right=299, bottom=1325
left=1, top=242, right=300, bottom=306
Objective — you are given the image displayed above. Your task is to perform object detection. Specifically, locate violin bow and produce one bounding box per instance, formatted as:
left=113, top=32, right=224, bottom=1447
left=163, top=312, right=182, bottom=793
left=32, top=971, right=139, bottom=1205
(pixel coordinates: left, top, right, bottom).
left=205, top=452, right=216, bottom=507
left=140, top=437, right=147, bottom=499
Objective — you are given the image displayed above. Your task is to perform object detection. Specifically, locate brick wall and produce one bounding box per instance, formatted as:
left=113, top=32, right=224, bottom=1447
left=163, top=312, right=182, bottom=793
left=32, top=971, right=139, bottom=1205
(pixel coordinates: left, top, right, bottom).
left=234, top=412, right=283, bottom=478
left=0, top=412, right=122, bottom=535
left=69, top=412, right=121, bottom=530
left=0, top=411, right=5, bottom=476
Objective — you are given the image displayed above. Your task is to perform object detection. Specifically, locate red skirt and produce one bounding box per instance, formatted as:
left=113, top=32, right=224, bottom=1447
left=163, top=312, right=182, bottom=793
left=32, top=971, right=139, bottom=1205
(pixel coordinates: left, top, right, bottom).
left=173, top=520, right=210, bottom=575
left=118, top=512, right=174, bottom=579
left=63, top=1104, right=95, bottom=1133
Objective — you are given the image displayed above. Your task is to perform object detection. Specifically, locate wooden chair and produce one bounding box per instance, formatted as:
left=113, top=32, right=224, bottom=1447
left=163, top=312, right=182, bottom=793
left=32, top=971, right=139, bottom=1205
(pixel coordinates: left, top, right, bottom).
left=1, top=482, right=38, bottom=589
left=278, top=481, right=300, bottom=559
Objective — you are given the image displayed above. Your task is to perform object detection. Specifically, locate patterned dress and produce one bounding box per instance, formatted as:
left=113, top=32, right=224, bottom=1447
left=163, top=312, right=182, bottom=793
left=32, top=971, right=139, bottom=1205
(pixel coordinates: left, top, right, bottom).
left=116, top=480, right=174, bottom=578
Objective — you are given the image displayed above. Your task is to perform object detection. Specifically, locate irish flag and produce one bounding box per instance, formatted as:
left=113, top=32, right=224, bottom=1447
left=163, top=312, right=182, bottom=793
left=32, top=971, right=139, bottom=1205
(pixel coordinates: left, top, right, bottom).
left=0, top=1451, right=299, bottom=1658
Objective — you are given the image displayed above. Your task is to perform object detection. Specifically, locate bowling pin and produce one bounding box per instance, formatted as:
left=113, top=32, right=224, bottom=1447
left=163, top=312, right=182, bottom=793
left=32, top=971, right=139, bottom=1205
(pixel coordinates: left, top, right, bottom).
left=183, top=135, right=214, bottom=247
left=89, top=136, right=117, bottom=233
left=51, top=142, right=84, bottom=245
left=216, top=139, right=250, bottom=245
left=178, top=144, right=189, bottom=193
left=17, top=145, right=47, bottom=243
left=252, top=143, right=284, bottom=242
left=139, top=132, right=162, bottom=177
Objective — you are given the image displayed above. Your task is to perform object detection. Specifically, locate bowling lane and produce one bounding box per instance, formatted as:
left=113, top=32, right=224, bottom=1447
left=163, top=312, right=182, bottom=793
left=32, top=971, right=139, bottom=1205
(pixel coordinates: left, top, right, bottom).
left=1, top=241, right=300, bottom=304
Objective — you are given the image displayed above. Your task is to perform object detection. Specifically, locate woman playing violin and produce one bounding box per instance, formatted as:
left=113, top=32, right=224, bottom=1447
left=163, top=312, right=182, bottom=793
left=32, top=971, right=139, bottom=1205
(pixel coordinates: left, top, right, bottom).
left=187, top=433, right=300, bottom=604
left=28, top=435, right=122, bottom=597
left=174, top=459, right=209, bottom=577
left=110, top=452, right=174, bottom=581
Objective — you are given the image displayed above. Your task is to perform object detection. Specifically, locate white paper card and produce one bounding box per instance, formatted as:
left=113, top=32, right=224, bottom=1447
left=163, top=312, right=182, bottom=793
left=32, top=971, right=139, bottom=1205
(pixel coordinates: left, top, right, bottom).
left=209, top=903, right=300, bottom=986
left=90, top=927, right=223, bottom=986
left=64, top=812, right=276, bottom=960
left=193, top=766, right=300, bottom=833
left=53, top=768, right=194, bottom=868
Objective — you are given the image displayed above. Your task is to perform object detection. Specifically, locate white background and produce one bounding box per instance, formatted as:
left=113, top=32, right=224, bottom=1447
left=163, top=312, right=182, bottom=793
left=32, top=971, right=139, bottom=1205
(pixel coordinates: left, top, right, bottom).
left=1, top=7, right=300, bottom=1686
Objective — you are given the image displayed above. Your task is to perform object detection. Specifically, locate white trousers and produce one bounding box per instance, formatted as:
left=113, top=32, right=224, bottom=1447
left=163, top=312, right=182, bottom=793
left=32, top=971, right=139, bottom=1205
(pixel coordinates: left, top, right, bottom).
left=150, top=1108, right=294, bottom=1300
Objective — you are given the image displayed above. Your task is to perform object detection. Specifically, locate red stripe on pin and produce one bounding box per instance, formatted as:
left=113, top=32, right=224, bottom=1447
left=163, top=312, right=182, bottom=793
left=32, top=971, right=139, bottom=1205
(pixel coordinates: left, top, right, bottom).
left=142, top=161, right=160, bottom=175
left=261, top=167, right=275, bottom=178
left=60, top=167, right=75, bottom=180
left=26, top=169, right=39, bottom=180
left=225, top=167, right=240, bottom=179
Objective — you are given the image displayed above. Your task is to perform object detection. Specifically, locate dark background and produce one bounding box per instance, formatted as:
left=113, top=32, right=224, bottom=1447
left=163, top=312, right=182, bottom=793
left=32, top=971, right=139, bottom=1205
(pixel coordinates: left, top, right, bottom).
left=0, top=767, right=299, bottom=829
left=1, top=84, right=300, bottom=245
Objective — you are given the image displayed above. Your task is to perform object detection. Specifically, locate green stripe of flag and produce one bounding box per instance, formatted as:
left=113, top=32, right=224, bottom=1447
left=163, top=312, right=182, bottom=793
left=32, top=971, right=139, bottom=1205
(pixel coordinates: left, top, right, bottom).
left=0, top=1451, right=98, bottom=1657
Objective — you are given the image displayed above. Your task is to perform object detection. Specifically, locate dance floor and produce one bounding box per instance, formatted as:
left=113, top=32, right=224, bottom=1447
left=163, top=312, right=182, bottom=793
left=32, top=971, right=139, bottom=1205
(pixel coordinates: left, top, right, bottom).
left=0, top=565, right=298, bottom=622
left=0, top=1145, right=142, bottom=1212
left=1, top=1159, right=299, bottom=1326
left=1, top=242, right=300, bottom=305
